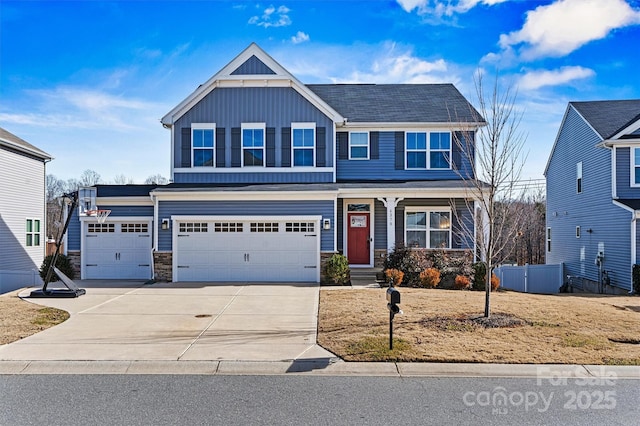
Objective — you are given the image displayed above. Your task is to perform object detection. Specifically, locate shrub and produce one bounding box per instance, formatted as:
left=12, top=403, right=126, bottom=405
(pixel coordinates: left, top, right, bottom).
left=419, top=267, right=441, bottom=288
left=385, top=268, right=404, bottom=287
left=39, top=254, right=75, bottom=282
left=454, top=274, right=471, bottom=290
left=633, top=264, right=640, bottom=294
left=491, top=273, right=500, bottom=291
left=472, top=262, right=487, bottom=291
left=324, top=254, right=350, bottom=285
left=383, top=245, right=422, bottom=286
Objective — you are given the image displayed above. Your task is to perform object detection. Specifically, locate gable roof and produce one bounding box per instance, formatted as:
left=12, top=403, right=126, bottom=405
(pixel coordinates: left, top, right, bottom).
left=308, top=84, right=483, bottom=124
left=570, top=99, right=640, bottom=140
left=0, top=126, right=51, bottom=160
left=161, top=43, right=343, bottom=126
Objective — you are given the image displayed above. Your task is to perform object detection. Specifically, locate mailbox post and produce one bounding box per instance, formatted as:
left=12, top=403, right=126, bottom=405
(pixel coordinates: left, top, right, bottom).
left=386, top=287, right=401, bottom=350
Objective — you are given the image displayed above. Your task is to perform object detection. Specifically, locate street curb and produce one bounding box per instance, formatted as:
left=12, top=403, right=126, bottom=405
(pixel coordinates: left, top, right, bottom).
left=1, top=360, right=639, bottom=378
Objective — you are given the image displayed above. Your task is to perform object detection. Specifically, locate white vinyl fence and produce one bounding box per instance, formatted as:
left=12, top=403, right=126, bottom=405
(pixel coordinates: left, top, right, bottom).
left=0, top=270, right=43, bottom=294
left=494, top=264, right=564, bottom=294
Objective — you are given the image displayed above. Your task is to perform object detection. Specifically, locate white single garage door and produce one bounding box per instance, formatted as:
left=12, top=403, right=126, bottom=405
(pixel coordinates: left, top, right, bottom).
left=83, top=221, right=152, bottom=279
left=174, top=218, right=319, bottom=282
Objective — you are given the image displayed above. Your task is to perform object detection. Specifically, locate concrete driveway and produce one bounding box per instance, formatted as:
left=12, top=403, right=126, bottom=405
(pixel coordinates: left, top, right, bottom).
left=0, top=281, right=335, bottom=362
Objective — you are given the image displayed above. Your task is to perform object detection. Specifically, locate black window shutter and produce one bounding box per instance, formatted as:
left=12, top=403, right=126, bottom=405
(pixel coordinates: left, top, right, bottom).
left=281, top=127, right=291, bottom=167
left=316, top=127, right=326, bottom=167
left=215, top=128, right=226, bottom=167
left=337, top=132, right=348, bottom=160
left=181, top=127, right=191, bottom=168
left=394, top=131, right=405, bottom=170
left=370, top=131, right=379, bottom=160
left=231, top=127, right=241, bottom=167
left=266, top=127, right=276, bottom=167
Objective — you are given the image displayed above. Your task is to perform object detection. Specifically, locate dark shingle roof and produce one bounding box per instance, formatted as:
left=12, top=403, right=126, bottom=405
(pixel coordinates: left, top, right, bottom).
left=0, top=126, right=51, bottom=160
left=571, top=100, right=640, bottom=140
left=96, top=184, right=160, bottom=197
left=307, top=84, right=483, bottom=124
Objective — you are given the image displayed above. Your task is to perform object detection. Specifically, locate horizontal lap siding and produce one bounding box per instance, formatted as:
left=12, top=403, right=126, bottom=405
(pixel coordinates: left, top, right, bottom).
left=174, top=87, right=334, bottom=183
left=175, top=172, right=333, bottom=184
left=394, top=198, right=473, bottom=249
left=547, top=107, right=632, bottom=290
left=0, top=148, right=46, bottom=270
left=158, top=200, right=335, bottom=252
left=336, top=131, right=471, bottom=181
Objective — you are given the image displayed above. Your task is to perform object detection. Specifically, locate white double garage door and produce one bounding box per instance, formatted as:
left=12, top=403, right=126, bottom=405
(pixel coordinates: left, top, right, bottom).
left=173, top=217, right=320, bottom=282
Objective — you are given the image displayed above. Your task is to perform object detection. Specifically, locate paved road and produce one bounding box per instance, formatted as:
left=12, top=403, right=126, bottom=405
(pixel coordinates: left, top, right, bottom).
left=1, top=375, right=638, bottom=425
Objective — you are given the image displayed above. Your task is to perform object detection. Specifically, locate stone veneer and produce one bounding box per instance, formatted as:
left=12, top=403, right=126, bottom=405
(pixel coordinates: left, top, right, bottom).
left=67, top=250, right=81, bottom=278
left=153, top=251, right=173, bottom=282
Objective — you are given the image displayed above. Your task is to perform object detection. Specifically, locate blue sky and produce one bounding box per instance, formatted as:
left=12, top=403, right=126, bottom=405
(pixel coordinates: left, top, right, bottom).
left=2, top=0, right=640, bottom=185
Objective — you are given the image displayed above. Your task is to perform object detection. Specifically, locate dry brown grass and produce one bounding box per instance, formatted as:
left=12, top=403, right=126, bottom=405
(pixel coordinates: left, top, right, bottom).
left=318, top=288, right=640, bottom=364
left=0, top=289, right=69, bottom=345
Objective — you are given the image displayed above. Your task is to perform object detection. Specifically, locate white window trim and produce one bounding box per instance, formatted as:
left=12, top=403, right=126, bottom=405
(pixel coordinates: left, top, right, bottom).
left=192, top=123, right=216, bottom=168
left=631, top=147, right=640, bottom=188
left=404, top=206, right=452, bottom=249
left=348, top=131, right=370, bottom=160
left=26, top=218, right=42, bottom=247
left=241, top=123, right=266, bottom=167
left=291, top=122, right=316, bottom=167
left=405, top=131, right=452, bottom=170
left=576, top=161, right=583, bottom=193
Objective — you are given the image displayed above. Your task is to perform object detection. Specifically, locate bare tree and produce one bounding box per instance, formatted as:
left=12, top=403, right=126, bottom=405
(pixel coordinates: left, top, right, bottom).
left=113, top=174, right=134, bottom=185
left=144, top=174, right=168, bottom=185
left=79, top=169, right=101, bottom=186
left=45, top=175, right=66, bottom=240
left=453, top=72, right=528, bottom=318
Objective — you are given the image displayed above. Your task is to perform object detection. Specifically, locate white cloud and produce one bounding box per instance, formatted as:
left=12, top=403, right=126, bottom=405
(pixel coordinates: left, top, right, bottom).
left=291, top=31, right=309, bottom=44
left=499, top=0, right=640, bottom=60
left=519, top=66, right=595, bottom=90
left=248, top=5, right=292, bottom=28
left=397, top=0, right=508, bottom=17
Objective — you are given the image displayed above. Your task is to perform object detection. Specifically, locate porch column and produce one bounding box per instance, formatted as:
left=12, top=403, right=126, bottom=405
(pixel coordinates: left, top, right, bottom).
left=377, top=197, right=404, bottom=253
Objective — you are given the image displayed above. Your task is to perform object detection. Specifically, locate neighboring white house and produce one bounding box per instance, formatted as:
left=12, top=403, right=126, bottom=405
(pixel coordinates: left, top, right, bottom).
left=0, top=127, right=52, bottom=294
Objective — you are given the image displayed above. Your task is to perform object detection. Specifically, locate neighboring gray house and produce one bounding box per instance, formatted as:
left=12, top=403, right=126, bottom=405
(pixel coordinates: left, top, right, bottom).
left=0, top=127, right=52, bottom=293
left=66, top=43, right=485, bottom=283
left=545, top=99, right=640, bottom=294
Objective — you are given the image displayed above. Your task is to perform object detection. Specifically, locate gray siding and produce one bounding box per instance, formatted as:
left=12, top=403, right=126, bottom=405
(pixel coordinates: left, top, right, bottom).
left=230, top=55, right=275, bottom=75
left=546, top=106, right=632, bottom=291
left=157, top=200, right=335, bottom=251
left=0, top=147, right=46, bottom=277
left=175, top=172, right=333, bottom=184
left=336, top=131, right=472, bottom=181
left=374, top=199, right=387, bottom=250
left=394, top=198, right=473, bottom=249
left=173, top=87, right=335, bottom=183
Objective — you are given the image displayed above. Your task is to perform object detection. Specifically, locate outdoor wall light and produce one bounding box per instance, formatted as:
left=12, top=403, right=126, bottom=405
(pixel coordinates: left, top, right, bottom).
left=161, top=218, right=170, bottom=230
left=323, top=218, right=331, bottom=230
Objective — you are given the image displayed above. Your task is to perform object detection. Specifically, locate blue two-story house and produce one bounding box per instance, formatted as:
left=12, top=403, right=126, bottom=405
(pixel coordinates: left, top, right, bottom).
left=67, top=43, right=485, bottom=283
left=545, top=99, right=640, bottom=294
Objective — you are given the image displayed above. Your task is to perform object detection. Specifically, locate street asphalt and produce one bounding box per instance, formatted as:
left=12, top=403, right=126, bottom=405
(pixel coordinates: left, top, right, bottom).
left=1, top=280, right=638, bottom=379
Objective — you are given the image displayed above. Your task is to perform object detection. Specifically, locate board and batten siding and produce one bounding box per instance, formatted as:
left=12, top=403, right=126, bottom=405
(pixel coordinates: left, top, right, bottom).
left=615, top=147, right=640, bottom=198
left=546, top=106, right=633, bottom=291
left=157, top=200, right=335, bottom=252
left=336, top=131, right=473, bottom=181
left=175, top=171, right=334, bottom=184
left=173, top=87, right=334, bottom=183
left=0, top=147, right=46, bottom=291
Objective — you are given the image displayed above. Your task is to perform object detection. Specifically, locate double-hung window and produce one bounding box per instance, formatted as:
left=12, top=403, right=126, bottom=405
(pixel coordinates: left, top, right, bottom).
left=192, top=124, right=215, bottom=167
left=633, top=148, right=640, bottom=186
left=349, top=132, right=369, bottom=160
left=406, top=131, right=451, bottom=169
left=405, top=208, right=451, bottom=249
left=26, top=219, right=41, bottom=247
left=292, top=124, right=315, bottom=167
left=430, top=132, right=451, bottom=169
left=577, top=161, right=583, bottom=193
left=242, top=124, right=265, bottom=167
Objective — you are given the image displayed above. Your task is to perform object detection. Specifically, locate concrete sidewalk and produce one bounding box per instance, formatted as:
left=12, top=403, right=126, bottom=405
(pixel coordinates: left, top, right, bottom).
left=0, top=280, right=334, bottom=363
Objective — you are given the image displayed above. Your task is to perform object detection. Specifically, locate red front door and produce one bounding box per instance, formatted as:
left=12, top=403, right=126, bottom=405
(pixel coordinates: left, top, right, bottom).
left=347, top=213, right=370, bottom=264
